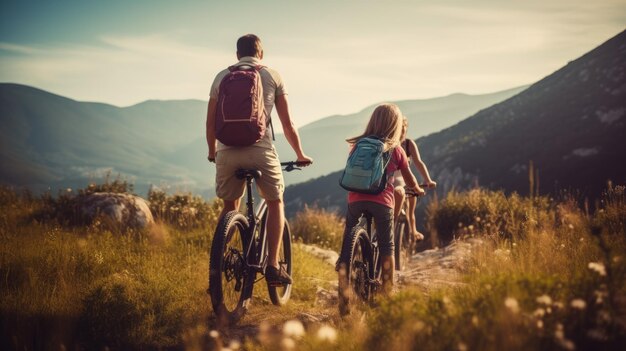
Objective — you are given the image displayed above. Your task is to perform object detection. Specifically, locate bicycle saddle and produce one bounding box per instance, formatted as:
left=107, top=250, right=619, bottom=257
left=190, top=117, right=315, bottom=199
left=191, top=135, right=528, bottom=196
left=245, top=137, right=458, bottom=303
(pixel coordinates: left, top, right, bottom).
left=235, top=169, right=262, bottom=179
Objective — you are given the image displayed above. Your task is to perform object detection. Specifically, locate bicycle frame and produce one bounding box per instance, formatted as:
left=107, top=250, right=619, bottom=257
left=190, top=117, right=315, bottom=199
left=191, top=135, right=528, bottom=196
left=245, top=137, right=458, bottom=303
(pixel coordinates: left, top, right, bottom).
left=240, top=161, right=307, bottom=275
left=240, top=174, right=269, bottom=274
left=358, top=215, right=383, bottom=290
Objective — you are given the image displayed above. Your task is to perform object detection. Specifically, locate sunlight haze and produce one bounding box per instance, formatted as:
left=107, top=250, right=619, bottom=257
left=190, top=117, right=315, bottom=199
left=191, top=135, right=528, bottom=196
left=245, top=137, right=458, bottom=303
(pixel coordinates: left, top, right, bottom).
left=1, top=0, right=624, bottom=126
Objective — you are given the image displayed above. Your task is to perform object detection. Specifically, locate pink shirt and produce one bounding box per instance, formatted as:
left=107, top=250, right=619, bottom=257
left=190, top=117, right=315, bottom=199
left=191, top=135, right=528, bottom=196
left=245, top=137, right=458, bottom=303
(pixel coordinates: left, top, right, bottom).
left=348, top=146, right=409, bottom=208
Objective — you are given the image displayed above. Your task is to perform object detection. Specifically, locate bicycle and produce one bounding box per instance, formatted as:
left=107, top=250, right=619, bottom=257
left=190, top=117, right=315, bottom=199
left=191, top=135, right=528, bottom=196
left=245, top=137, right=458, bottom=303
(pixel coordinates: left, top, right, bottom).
left=394, top=184, right=431, bottom=271
left=337, top=212, right=381, bottom=316
left=208, top=161, right=309, bottom=325
left=338, top=184, right=432, bottom=315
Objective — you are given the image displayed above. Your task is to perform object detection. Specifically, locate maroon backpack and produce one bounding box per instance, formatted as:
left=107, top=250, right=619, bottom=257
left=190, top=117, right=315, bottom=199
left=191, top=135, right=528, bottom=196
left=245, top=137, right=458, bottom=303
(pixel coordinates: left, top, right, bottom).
left=215, top=64, right=267, bottom=147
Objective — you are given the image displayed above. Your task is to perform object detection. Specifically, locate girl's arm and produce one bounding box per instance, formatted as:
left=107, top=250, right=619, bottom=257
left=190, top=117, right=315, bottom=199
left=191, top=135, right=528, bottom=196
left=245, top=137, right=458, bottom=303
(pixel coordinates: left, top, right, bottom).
left=408, top=139, right=436, bottom=187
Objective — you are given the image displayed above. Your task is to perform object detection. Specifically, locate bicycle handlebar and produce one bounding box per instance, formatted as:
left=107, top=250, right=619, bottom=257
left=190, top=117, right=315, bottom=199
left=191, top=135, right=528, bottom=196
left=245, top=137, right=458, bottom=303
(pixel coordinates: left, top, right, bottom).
left=405, top=184, right=435, bottom=197
left=280, top=161, right=312, bottom=172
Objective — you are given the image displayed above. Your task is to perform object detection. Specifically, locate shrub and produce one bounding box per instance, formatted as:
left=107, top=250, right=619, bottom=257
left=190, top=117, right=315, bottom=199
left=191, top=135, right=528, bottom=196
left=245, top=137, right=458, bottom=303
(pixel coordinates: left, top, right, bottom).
left=35, top=175, right=135, bottom=227
left=427, top=189, right=554, bottom=246
left=147, top=188, right=222, bottom=230
left=290, top=205, right=344, bottom=250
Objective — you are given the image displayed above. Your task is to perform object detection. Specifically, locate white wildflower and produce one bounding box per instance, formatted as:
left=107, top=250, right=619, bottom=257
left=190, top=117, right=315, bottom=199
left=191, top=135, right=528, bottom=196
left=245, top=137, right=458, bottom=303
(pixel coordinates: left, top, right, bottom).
left=588, top=262, right=606, bottom=276
left=316, top=325, right=337, bottom=343
left=283, top=320, right=305, bottom=339
left=471, top=316, right=479, bottom=326
left=536, top=294, right=553, bottom=305
left=281, top=337, right=296, bottom=350
left=570, top=299, right=586, bottom=310
left=556, top=338, right=576, bottom=351
left=533, top=308, right=546, bottom=318
left=505, top=297, right=520, bottom=314
left=537, top=320, right=544, bottom=329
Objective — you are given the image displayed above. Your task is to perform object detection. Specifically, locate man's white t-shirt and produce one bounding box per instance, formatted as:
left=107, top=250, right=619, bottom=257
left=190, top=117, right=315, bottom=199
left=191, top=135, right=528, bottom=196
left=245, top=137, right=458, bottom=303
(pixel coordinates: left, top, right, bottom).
left=210, top=56, right=287, bottom=151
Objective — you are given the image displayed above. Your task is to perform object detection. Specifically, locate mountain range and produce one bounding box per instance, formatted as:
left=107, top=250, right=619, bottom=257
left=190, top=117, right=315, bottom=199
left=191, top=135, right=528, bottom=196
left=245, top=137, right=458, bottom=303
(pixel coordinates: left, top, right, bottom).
left=0, top=84, right=523, bottom=196
left=283, top=29, right=626, bottom=217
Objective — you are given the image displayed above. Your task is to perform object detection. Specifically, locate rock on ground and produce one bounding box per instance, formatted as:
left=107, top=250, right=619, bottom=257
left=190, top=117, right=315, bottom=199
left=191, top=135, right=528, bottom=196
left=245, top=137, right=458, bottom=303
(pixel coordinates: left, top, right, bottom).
left=79, top=192, right=154, bottom=229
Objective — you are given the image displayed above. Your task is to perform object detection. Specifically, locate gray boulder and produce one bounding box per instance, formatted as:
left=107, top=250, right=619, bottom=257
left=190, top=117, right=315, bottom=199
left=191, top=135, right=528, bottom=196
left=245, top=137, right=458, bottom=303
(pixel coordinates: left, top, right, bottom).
left=79, top=192, right=154, bottom=229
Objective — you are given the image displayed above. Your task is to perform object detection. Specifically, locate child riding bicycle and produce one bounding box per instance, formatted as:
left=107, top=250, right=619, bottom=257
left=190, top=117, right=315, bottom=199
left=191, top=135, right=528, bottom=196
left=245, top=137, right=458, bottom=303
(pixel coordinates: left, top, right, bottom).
left=393, top=117, right=437, bottom=242
left=337, top=103, right=422, bottom=295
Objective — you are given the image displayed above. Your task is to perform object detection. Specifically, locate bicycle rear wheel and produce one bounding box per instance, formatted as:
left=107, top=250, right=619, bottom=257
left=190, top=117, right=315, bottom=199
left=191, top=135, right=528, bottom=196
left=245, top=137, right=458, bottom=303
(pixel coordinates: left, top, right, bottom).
left=266, top=222, right=293, bottom=305
left=208, top=211, right=255, bottom=325
left=338, top=225, right=373, bottom=316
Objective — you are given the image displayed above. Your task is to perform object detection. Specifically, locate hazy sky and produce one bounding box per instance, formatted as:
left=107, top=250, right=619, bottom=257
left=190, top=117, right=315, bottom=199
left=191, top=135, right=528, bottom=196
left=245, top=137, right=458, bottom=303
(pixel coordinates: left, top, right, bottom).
left=1, top=0, right=625, bottom=126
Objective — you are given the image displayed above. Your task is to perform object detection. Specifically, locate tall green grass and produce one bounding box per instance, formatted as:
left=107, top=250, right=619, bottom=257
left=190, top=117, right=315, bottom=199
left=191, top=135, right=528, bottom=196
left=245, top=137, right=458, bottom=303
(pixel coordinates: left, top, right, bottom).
left=2, top=184, right=624, bottom=350
left=247, top=186, right=625, bottom=351
left=0, top=186, right=337, bottom=349
left=290, top=205, right=344, bottom=250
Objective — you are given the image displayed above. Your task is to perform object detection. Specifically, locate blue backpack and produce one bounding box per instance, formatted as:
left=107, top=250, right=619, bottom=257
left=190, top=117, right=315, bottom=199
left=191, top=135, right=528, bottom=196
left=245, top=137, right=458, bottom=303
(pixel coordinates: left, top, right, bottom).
left=339, top=137, right=392, bottom=194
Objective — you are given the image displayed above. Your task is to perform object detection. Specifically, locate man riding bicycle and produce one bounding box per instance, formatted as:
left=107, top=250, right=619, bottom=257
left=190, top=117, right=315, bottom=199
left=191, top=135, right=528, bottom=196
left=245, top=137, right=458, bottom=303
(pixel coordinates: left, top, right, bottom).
left=206, top=34, right=312, bottom=286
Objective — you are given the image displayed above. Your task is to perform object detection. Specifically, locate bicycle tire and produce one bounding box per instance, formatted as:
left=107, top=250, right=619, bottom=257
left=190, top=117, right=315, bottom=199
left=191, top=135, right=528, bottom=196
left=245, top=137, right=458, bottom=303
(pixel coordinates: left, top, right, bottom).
left=338, top=225, right=373, bottom=316
left=208, top=211, right=255, bottom=325
left=393, top=216, right=411, bottom=271
left=266, top=222, right=293, bottom=305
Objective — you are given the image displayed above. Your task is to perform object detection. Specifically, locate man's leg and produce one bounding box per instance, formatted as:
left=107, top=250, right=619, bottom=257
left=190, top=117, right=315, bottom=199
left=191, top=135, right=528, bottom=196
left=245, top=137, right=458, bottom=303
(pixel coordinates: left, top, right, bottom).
left=218, top=199, right=240, bottom=221
left=266, top=197, right=284, bottom=268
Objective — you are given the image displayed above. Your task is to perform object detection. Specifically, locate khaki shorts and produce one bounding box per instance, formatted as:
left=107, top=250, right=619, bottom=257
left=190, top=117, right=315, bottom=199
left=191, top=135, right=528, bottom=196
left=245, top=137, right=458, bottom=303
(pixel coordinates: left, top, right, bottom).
left=215, top=146, right=284, bottom=201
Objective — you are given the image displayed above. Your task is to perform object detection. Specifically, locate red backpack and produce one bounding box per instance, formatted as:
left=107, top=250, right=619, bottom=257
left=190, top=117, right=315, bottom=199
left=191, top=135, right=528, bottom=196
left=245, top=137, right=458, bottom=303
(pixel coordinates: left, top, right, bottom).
left=215, top=64, right=268, bottom=147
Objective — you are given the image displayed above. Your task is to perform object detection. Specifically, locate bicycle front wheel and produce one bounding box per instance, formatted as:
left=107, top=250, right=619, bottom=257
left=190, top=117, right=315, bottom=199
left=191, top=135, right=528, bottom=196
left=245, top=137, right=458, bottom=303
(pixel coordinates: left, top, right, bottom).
left=394, top=216, right=410, bottom=271
left=208, top=211, right=254, bottom=325
left=338, top=225, right=373, bottom=316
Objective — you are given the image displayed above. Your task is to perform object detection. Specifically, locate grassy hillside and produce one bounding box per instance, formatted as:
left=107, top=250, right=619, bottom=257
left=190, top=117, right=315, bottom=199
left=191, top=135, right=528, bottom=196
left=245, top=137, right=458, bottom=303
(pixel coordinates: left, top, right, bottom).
left=0, top=84, right=209, bottom=195
left=1, top=183, right=624, bottom=350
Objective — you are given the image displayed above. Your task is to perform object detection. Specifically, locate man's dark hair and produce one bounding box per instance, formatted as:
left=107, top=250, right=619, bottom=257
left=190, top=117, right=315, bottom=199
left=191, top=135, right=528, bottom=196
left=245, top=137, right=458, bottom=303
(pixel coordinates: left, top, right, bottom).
left=237, top=34, right=262, bottom=58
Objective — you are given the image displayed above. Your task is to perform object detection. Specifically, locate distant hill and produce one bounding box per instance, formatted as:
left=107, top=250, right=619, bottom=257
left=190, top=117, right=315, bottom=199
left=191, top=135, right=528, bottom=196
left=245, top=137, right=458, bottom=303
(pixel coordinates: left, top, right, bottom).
left=273, top=86, right=527, bottom=184
left=0, top=83, right=523, bottom=196
left=0, top=84, right=210, bottom=195
left=284, top=30, right=626, bottom=217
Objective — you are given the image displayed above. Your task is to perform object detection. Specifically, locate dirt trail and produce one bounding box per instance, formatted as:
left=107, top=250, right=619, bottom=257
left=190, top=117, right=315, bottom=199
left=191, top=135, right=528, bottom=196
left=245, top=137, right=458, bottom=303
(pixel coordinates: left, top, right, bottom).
left=396, top=238, right=484, bottom=291
left=216, top=240, right=483, bottom=345
left=307, top=238, right=484, bottom=298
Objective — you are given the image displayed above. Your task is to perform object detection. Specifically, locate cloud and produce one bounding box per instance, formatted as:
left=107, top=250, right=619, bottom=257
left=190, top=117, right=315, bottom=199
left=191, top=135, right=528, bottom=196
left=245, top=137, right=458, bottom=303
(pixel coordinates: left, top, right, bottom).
left=0, top=0, right=624, bottom=125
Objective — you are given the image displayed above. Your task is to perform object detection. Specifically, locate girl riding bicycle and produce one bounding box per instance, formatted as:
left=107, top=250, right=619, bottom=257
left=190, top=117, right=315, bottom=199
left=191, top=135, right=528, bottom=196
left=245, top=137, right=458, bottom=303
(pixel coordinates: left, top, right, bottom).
left=393, top=117, right=437, bottom=242
left=337, top=103, right=423, bottom=296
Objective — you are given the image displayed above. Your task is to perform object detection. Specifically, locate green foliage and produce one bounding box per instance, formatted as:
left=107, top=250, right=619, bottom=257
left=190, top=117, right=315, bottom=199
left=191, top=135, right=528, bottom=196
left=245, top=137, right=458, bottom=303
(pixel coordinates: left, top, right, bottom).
left=0, top=186, right=337, bottom=349
left=427, top=189, right=554, bottom=246
left=34, top=174, right=135, bottom=227
left=290, top=205, right=344, bottom=250
left=148, top=188, right=222, bottom=230
left=79, top=173, right=135, bottom=195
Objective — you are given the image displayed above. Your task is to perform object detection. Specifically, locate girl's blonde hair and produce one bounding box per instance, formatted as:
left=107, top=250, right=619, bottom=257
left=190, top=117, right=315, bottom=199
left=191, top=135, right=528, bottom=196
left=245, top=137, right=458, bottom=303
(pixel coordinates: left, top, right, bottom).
left=346, top=103, right=403, bottom=151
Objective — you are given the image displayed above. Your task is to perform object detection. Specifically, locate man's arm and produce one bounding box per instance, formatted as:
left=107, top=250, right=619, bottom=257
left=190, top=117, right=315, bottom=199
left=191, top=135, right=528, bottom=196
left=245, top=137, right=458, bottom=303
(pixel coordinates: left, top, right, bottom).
left=206, top=97, right=218, bottom=162
left=274, top=94, right=312, bottom=164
